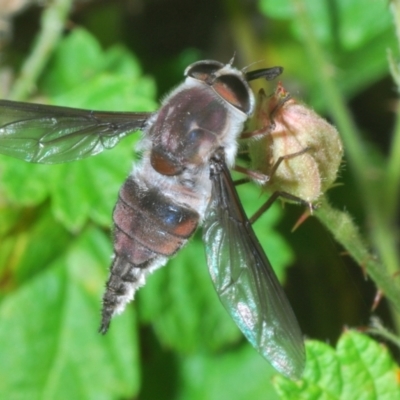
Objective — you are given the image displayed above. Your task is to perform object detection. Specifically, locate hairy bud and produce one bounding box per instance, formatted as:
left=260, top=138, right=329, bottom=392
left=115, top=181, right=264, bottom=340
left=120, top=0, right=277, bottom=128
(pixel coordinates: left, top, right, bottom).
left=247, top=83, right=343, bottom=203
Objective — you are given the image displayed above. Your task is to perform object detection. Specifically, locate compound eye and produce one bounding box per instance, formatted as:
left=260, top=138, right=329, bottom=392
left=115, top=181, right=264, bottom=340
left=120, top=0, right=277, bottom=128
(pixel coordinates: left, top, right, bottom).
left=185, top=60, right=224, bottom=82
left=213, top=74, right=251, bottom=114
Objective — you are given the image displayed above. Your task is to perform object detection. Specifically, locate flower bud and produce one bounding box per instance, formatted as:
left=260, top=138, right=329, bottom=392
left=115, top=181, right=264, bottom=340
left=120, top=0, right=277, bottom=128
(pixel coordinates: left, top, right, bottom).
left=247, top=83, right=343, bottom=203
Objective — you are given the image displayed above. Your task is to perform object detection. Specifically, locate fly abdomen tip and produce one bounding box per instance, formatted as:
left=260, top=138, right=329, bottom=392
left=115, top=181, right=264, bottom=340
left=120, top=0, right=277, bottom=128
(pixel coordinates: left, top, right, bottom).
left=99, top=316, right=111, bottom=335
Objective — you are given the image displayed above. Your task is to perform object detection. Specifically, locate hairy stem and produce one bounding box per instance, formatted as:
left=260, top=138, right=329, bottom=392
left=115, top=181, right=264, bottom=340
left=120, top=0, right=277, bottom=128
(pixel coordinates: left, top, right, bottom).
left=316, top=197, right=400, bottom=312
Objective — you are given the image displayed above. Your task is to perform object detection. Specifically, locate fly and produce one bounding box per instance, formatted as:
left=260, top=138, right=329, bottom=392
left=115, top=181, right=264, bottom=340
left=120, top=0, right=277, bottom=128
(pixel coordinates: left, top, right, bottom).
left=0, top=59, right=304, bottom=378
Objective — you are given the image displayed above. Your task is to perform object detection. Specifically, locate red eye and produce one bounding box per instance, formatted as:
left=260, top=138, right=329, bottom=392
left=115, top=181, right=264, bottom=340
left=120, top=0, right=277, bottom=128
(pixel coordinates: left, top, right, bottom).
left=213, top=81, right=243, bottom=110
left=213, top=75, right=251, bottom=114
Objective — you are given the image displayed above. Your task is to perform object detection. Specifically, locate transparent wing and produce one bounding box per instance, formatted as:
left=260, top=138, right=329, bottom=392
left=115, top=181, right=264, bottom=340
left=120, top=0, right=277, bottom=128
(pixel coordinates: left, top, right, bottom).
left=0, top=100, right=152, bottom=163
left=202, top=153, right=305, bottom=379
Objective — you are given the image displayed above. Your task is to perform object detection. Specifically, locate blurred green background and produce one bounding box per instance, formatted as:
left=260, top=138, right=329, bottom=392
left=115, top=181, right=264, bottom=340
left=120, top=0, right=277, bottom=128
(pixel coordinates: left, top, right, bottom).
left=0, top=0, right=399, bottom=399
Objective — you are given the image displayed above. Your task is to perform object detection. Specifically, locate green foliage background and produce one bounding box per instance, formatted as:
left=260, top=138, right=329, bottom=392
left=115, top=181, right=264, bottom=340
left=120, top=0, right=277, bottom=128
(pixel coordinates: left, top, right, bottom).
left=0, top=0, right=400, bottom=399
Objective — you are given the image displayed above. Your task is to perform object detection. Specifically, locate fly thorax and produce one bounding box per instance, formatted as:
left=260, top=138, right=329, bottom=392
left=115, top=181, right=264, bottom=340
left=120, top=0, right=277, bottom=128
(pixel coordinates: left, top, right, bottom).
left=148, top=85, right=230, bottom=176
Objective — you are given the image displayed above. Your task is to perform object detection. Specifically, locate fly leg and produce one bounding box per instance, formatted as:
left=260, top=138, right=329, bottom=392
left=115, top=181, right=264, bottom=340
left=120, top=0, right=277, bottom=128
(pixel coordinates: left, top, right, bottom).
left=233, top=147, right=311, bottom=186
left=233, top=148, right=315, bottom=224
left=249, top=190, right=314, bottom=224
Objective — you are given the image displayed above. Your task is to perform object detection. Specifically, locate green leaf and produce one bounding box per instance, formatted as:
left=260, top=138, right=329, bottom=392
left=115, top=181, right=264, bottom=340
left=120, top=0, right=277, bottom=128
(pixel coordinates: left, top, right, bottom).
left=0, top=139, right=136, bottom=232
left=51, top=72, right=156, bottom=111
left=274, top=331, right=400, bottom=399
left=50, top=136, right=137, bottom=231
left=9, top=208, right=71, bottom=284
left=40, top=28, right=157, bottom=111
left=40, top=28, right=104, bottom=96
left=102, top=45, right=142, bottom=80
left=259, top=0, right=391, bottom=50
left=0, top=159, right=54, bottom=206
left=0, top=228, right=139, bottom=400
left=177, top=345, right=280, bottom=400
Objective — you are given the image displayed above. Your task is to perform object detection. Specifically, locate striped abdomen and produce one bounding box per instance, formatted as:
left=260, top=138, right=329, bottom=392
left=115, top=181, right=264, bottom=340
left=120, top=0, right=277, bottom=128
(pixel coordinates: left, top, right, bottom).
left=100, top=176, right=199, bottom=333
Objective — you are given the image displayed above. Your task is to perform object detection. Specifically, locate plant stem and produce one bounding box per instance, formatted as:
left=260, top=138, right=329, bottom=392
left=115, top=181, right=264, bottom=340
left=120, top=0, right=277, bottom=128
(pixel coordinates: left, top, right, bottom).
left=368, top=317, right=400, bottom=349
left=9, top=0, right=73, bottom=101
left=292, top=0, right=400, bottom=331
left=316, top=197, right=400, bottom=311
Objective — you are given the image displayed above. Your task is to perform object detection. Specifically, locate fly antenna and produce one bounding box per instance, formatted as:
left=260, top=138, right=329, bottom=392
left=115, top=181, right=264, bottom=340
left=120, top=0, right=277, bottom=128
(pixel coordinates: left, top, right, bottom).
left=245, top=66, right=284, bottom=82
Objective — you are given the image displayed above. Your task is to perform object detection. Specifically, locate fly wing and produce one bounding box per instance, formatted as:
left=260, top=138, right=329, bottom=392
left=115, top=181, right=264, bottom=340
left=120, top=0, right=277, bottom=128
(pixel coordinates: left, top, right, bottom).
left=202, top=153, right=305, bottom=379
left=0, top=100, right=152, bottom=163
